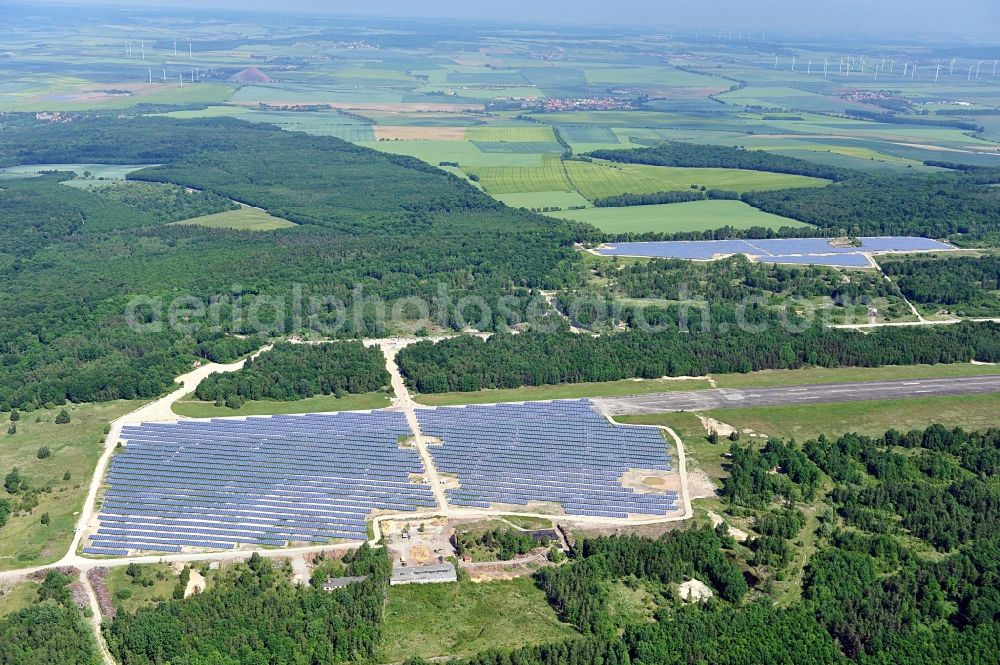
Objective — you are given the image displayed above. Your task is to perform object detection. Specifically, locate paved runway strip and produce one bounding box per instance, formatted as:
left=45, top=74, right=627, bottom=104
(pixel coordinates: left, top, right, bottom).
left=593, top=375, right=1000, bottom=415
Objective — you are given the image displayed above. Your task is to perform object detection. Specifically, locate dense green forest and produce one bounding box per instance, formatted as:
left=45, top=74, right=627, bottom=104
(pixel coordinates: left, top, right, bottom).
left=881, top=254, right=1000, bottom=316
left=592, top=142, right=1000, bottom=244
left=194, top=341, right=389, bottom=406
left=0, top=572, right=101, bottom=665
left=588, top=141, right=849, bottom=181
left=397, top=324, right=1000, bottom=393
left=0, top=115, right=580, bottom=410
left=104, top=545, right=391, bottom=664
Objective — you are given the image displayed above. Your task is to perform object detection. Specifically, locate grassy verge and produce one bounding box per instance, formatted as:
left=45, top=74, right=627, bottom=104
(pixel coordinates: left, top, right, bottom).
left=379, top=577, right=577, bottom=662
left=704, top=393, right=1000, bottom=441
left=414, top=377, right=711, bottom=406
left=712, top=362, right=998, bottom=389
left=171, top=391, right=392, bottom=418
left=502, top=515, right=556, bottom=530
left=0, top=401, right=142, bottom=571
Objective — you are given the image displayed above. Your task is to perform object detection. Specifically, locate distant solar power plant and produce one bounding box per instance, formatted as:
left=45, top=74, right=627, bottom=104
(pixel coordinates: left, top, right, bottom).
left=417, top=399, right=678, bottom=519
left=85, top=411, right=435, bottom=556
left=596, top=236, right=954, bottom=267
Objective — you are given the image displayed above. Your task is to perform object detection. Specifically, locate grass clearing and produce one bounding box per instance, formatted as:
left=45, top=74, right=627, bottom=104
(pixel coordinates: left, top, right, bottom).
left=0, top=401, right=142, bottom=571
left=171, top=205, right=296, bottom=231
left=0, top=579, right=40, bottom=618
left=607, top=580, right=658, bottom=625
left=493, top=190, right=591, bottom=210
left=0, top=163, right=151, bottom=182
left=104, top=563, right=181, bottom=615
left=379, top=577, right=577, bottom=662
left=549, top=199, right=810, bottom=233
left=414, top=377, right=712, bottom=406
left=706, top=393, right=1000, bottom=441
left=171, top=391, right=392, bottom=418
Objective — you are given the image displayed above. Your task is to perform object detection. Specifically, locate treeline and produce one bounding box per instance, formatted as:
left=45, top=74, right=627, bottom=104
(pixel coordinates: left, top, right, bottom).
left=881, top=254, right=1000, bottom=316
left=602, top=223, right=829, bottom=244
left=396, top=324, right=1000, bottom=393
left=844, top=109, right=982, bottom=132
left=592, top=188, right=738, bottom=207
left=194, top=342, right=389, bottom=406
left=0, top=571, right=101, bottom=664
left=105, top=545, right=391, bottom=664
left=589, top=140, right=849, bottom=181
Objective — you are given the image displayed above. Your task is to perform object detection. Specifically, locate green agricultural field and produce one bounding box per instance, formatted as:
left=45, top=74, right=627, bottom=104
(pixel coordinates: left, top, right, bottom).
left=0, top=82, right=236, bottom=112
left=369, top=140, right=543, bottom=168
left=703, top=392, right=1000, bottom=441
left=464, top=155, right=573, bottom=194
left=414, top=377, right=711, bottom=406
left=379, top=577, right=578, bottom=662
left=172, top=206, right=296, bottom=231
left=711, top=362, right=1000, bottom=389
left=0, top=401, right=142, bottom=571
left=565, top=160, right=829, bottom=200
left=550, top=199, right=810, bottom=233
left=493, top=190, right=592, bottom=210
left=717, top=86, right=856, bottom=113
left=158, top=106, right=376, bottom=140
left=171, top=391, right=391, bottom=418
left=465, top=125, right=555, bottom=142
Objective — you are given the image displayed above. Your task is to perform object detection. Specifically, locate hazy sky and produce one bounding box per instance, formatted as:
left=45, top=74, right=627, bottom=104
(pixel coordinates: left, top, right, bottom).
left=27, top=0, right=1000, bottom=36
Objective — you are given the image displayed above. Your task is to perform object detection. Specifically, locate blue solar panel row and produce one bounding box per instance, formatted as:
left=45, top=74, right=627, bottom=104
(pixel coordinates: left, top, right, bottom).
left=89, top=411, right=435, bottom=555
left=596, top=236, right=954, bottom=266
left=416, top=399, right=678, bottom=518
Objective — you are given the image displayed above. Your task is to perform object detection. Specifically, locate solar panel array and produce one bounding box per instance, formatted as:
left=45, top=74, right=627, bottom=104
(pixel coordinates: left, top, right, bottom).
left=89, top=411, right=435, bottom=555
left=597, top=236, right=954, bottom=267
left=417, top=399, right=677, bottom=518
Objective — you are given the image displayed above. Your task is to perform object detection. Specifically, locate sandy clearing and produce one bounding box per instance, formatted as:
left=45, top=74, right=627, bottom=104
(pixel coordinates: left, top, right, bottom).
left=678, top=578, right=714, bottom=602
left=707, top=510, right=749, bottom=542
